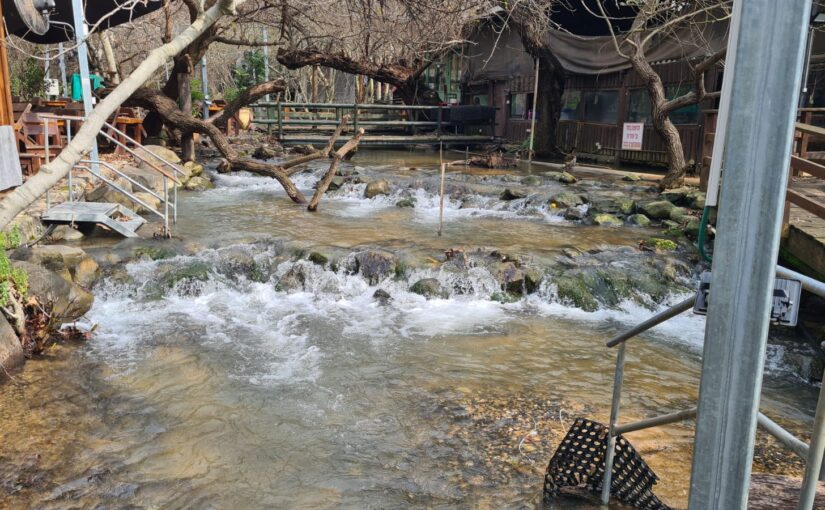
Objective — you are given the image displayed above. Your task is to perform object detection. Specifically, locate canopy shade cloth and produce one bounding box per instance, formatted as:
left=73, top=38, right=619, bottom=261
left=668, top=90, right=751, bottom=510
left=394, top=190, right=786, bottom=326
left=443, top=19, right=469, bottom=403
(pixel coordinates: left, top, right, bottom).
left=2, top=0, right=162, bottom=43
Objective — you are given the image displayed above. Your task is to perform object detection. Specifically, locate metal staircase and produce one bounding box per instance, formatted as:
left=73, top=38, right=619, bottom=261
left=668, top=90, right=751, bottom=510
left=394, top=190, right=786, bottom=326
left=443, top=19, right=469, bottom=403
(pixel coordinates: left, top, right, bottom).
left=38, top=115, right=184, bottom=237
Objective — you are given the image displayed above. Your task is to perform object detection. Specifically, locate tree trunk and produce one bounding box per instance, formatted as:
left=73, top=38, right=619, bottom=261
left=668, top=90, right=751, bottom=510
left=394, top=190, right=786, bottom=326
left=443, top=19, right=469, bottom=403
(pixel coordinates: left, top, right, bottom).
left=0, top=0, right=242, bottom=230
left=631, top=54, right=688, bottom=189
left=177, top=62, right=195, bottom=162
left=101, top=31, right=121, bottom=85
left=533, top=56, right=564, bottom=157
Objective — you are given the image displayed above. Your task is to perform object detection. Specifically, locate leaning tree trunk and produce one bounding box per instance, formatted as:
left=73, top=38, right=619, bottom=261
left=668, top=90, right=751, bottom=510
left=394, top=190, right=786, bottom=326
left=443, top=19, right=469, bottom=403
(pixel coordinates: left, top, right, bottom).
left=0, top=0, right=242, bottom=230
left=631, top=54, right=688, bottom=190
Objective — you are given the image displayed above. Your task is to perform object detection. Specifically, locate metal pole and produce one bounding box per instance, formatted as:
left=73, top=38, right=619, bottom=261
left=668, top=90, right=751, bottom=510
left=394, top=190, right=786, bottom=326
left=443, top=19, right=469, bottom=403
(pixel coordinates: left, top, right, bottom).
left=437, top=162, right=446, bottom=237
left=601, top=342, right=626, bottom=505
left=528, top=58, right=540, bottom=165
left=606, top=296, right=694, bottom=348
left=71, top=0, right=99, bottom=171
left=58, top=42, right=68, bottom=97
left=800, top=26, right=815, bottom=108
left=201, top=57, right=210, bottom=120
left=799, top=368, right=825, bottom=509
left=163, top=176, right=169, bottom=236
left=688, top=1, right=812, bottom=509
left=66, top=121, right=72, bottom=201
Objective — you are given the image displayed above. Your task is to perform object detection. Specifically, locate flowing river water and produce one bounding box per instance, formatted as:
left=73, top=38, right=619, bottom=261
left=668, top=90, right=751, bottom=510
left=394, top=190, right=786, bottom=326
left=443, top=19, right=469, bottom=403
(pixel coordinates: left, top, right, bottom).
left=0, top=150, right=818, bottom=509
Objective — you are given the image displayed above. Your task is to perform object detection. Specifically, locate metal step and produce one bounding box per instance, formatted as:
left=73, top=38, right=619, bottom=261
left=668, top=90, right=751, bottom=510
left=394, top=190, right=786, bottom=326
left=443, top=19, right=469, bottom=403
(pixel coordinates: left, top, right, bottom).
left=41, top=201, right=147, bottom=238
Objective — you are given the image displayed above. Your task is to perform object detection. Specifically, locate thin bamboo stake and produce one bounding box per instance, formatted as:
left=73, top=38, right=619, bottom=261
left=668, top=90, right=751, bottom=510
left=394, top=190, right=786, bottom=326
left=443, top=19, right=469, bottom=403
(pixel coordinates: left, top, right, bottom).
left=438, top=162, right=446, bottom=237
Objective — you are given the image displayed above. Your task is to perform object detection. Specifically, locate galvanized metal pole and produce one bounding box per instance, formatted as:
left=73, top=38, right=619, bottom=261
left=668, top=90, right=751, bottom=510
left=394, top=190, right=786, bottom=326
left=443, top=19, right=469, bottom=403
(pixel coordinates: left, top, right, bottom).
left=71, top=0, right=99, bottom=170
left=688, top=1, right=812, bottom=509
left=201, top=57, right=210, bottom=120
left=601, top=342, right=626, bottom=505
left=58, top=42, right=68, bottom=97
left=799, top=367, right=825, bottom=508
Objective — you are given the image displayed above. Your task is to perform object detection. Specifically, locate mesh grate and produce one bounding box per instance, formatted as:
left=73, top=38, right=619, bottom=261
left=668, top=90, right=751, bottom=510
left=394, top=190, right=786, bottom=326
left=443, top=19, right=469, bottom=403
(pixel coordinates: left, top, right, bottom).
left=543, top=417, right=671, bottom=510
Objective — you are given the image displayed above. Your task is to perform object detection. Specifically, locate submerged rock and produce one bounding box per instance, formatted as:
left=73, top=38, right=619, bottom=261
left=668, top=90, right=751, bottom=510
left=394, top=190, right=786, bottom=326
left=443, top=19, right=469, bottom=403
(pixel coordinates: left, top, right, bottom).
left=364, top=180, right=391, bottom=198
left=373, top=288, right=392, bottom=304
left=277, top=265, right=307, bottom=291
left=353, top=250, right=398, bottom=285
left=564, top=207, right=586, bottom=221
left=521, top=175, right=542, bottom=186
left=500, top=188, right=527, bottom=200
left=395, top=198, right=417, bottom=208
left=558, top=172, right=577, bottom=184
left=623, top=173, right=642, bottom=182
left=410, top=278, right=445, bottom=298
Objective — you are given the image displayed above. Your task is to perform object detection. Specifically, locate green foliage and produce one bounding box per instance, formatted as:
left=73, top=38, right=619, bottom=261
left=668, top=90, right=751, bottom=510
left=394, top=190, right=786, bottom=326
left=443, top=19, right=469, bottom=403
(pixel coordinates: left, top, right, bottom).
left=232, top=50, right=267, bottom=90
left=190, top=78, right=206, bottom=102
left=0, top=225, right=23, bottom=251
left=10, top=57, right=45, bottom=100
left=223, top=87, right=241, bottom=102
left=0, top=247, right=26, bottom=308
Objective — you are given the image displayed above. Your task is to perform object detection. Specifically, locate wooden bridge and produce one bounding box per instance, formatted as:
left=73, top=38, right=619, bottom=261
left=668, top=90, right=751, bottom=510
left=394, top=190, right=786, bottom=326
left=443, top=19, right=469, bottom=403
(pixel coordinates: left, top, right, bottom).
left=250, top=102, right=499, bottom=148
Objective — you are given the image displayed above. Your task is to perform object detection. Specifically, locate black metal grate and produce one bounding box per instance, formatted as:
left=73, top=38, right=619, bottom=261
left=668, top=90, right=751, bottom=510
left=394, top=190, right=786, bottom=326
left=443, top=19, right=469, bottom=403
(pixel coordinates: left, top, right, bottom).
left=543, top=417, right=671, bottom=510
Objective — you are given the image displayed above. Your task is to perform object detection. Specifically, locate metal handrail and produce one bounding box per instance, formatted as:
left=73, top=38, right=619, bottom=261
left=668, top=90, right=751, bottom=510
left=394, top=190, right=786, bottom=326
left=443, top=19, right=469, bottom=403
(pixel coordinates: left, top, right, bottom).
left=80, top=159, right=173, bottom=211
left=600, top=265, right=825, bottom=508
left=74, top=165, right=164, bottom=220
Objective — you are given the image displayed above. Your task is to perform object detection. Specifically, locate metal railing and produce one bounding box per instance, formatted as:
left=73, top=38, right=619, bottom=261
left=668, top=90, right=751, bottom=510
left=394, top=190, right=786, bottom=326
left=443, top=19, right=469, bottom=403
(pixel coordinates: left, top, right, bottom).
left=601, top=264, right=825, bottom=509
left=38, top=113, right=185, bottom=235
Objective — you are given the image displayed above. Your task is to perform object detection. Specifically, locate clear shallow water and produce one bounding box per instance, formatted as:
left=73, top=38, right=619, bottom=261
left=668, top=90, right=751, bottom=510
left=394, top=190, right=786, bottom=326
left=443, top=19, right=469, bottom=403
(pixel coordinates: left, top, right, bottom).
left=0, top=150, right=817, bottom=509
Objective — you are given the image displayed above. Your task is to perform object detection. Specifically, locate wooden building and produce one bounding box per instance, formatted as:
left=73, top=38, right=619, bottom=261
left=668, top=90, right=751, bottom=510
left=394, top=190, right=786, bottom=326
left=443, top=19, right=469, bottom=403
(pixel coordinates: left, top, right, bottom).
left=458, top=17, right=726, bottom=167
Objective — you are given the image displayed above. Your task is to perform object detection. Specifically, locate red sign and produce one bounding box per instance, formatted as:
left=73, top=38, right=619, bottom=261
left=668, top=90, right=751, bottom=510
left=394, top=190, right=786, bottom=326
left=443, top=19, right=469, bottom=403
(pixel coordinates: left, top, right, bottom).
left=622, top=122, right=644, bottom=150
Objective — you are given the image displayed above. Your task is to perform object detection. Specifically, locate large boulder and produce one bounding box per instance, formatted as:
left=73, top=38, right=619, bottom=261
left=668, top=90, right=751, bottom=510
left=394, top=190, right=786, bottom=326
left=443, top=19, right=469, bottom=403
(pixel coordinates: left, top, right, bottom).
left=11, top=245, right=100, bottom=288
left=639, top=200, right=676, bottom=219
left=183, top=161, right=205, bottom=178
left=627, top=214, right=652, bottom=227
left=133, top=192, right=162, bottom=215
left=0, top=314, right=23, bottom=372
left=500, top=188, right=527, bottom=200
left=593, top=214, right=622, bottom=226
left=121, top=165, right=164, bottom=194
left=184, top=176, right=215, bottom=191
left=12, top=261, right=93, bottom=322
left=86, top=177, right=134, bottom=207
left=133, top=145, right=181, bottom=173
left=364, top=180, right=390, bottom=198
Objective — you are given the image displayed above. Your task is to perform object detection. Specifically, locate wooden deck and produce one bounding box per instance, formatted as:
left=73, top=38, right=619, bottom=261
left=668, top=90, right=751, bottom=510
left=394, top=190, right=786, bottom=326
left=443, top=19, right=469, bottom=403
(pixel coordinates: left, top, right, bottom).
left=279, top=133, right=497, bottom=147
left=784, top=177, right=825, bottom=279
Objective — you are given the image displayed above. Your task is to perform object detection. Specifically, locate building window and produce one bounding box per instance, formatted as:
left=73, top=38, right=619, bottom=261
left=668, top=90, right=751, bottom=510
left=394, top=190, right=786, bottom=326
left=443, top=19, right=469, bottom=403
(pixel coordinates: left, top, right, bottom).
left=561, top=89, right=582, bottom=120
left=509, top=92, right=534, bottom=119
left=471, top=94, right=489, bottom=106
left=581, top=90, right=619, bottom=124
left=627, top=89, right=653, bottom=124
left=625, top=86, right=700, bottom=125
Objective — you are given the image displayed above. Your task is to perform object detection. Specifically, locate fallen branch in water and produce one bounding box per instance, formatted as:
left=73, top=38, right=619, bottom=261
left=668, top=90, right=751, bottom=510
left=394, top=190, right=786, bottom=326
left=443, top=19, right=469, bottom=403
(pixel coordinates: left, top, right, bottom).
left=133, top=87, right=360, bottom=205
left=308, top=123, right=366, bottom=211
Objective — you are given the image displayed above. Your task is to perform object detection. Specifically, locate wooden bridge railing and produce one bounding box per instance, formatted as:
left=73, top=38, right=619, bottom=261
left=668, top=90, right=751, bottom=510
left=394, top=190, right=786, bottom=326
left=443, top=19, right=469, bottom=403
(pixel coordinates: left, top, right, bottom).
left=249, top=102, right=496, bottom=140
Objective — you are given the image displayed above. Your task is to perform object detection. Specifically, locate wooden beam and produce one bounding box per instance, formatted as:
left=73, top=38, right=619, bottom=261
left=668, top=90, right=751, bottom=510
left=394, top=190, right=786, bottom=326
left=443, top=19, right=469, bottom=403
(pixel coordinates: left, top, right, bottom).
left=795, top=122, right=825, bottom=138
left=0, top=2, right=15, bottom=126
left=787, top=188, right=825, bottom=219
left=790, top=155, right=825, bottom=179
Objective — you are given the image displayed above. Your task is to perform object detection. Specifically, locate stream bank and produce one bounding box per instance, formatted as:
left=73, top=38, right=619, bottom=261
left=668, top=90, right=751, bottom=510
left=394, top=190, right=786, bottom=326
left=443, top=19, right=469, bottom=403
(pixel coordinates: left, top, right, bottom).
left=0, top=147, right=821, bottom=508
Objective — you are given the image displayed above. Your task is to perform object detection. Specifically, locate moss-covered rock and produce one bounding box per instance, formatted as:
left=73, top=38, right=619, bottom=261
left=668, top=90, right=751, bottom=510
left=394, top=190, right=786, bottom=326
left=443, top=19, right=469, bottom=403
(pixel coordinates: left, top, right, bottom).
left=549, top=191, right=583, bottom=209
left=639, top=200, right=676, bottom=219
left=554, top=275, right=599, bottom=311
left=669, top=206, right=690, bottom=223
left=558, top=172, right=577, bottom=184
left=410, top=278, right=445, bottom=298
left=593, top=214, right=622, bottom=226
left=521, top=175, right=542, bottom=186
left=395, top=198, right=417, bottom=208
left=627, top=214, right=651, bottom=227
left=623, top=173, right=642, bottom=182
left=500, top=188, right=527, bottom=200
left=647, top=238, right=678, bottom=251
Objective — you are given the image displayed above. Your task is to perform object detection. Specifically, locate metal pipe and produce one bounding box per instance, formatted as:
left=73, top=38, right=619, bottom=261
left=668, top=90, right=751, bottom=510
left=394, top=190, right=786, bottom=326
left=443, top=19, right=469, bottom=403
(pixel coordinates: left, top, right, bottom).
left=70, top=0, right=99, bottom=172
left=688, top=1, right=812, bottom=508
left=201, top=57, right=210, bottom=120
left=776, top=264, right=825, bottom=298
left=601, top=342, right=626, bottom=505
left=163, top=177, right=169, bottom=235
left=606, top=297, right=694, bottom=348
left=98, top=126, right=183, bottom=180
left=615, top=407, right=698, bottom=435
left=756, top=413, right=809, bottom=459
left=101, top=120, right=186, bottom=176
left=44, top=117, right=50, bottom=164
left=58, top=42, right=68, bottom=96
left=798, top=367, right=825, bottom=509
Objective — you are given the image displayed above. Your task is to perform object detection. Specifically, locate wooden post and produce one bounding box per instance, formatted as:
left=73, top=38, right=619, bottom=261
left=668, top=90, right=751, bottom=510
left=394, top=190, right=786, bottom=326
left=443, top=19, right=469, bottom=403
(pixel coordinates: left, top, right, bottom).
left=277, top=102, right=283, bottom=140
left=0, top=2, right=14, bottom=126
